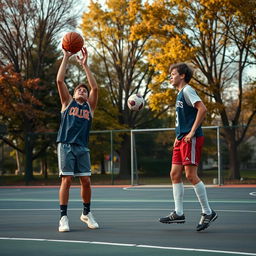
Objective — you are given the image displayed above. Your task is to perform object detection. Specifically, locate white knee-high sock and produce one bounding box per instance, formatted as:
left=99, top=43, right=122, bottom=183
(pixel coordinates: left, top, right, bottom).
left=193, top=181, right=211, bottom=215
left=172, top=183, right=184, bottom=216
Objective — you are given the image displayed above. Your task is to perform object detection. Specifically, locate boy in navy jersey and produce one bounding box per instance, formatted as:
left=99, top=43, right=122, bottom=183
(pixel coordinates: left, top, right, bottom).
left=159, top=63, right=217, bottom=231
left=56, top=47, right=99, bottom=232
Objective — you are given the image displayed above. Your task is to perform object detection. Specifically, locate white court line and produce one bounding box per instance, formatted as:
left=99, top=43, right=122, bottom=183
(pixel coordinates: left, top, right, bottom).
left=124, top=187, right=256, bottom=199
left=0, top=208, right=255, bottom=213
left=249, top=192, right=256, bottom=197
left=0, top=198, right=255, bottom=203
left=0, top=237, right=255, bottom=256
left=123, top=187, right=194, bottom=191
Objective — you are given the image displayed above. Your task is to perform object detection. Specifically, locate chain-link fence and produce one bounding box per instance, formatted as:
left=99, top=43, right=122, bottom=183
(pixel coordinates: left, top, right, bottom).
left=0, top=126, right=255, bottom=185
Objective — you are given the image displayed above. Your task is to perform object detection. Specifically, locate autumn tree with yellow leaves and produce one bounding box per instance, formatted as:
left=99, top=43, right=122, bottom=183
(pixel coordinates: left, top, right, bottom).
left=131, top=0, right=256, bottom=179
left=80, top=0, right=170, bottom=176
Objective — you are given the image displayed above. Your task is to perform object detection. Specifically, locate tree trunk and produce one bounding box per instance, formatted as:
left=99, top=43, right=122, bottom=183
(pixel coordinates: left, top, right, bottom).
left=227, top=140, right=240, bottom=180
left=41, top=158, right=48, bottom=179
left=100, top=156, right=106, bottom=174
left=119, top=134, right=131, bottom=178
left=224, top=128, right=241, bottom=180
left=25, top=133, right=33, bottom=184
left=15, top=150, right=22, bottom=175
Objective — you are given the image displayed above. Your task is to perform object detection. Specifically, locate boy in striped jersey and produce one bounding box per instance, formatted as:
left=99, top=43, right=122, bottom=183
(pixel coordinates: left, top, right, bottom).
left=159, top=63, right=217, bottom=231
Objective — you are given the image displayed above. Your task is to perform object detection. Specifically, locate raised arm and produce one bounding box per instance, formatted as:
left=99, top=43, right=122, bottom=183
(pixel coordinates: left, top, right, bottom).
left=56, top=50, right=73, bottom=111
left=76, top=47, right=98, bottom=113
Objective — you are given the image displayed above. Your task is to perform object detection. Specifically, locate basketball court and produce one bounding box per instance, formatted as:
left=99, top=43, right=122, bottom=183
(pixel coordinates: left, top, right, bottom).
left=0, top=185, right=256, bottom=255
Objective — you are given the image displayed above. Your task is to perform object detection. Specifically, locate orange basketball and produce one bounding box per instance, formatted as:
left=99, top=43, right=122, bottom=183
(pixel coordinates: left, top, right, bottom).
left=62, top=32, right=84, bottom=54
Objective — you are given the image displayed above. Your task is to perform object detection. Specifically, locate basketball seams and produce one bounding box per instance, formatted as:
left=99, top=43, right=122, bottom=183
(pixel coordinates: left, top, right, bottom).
left=62, top=32, right=84, bottom=53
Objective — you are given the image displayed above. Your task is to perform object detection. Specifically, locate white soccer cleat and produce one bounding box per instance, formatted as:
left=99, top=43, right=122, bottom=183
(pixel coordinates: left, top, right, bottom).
left=59, top=215, right=70, bottom=232
left=80, top=212, right=99, bottom=229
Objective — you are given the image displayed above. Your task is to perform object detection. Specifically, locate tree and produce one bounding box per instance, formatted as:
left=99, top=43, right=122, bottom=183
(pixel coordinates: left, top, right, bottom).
left=80, top=0, right=169, bottom=177
left=131, top=0, right=256, bottom=179
left=0, top=64, right=47, bottom=180
left=0, top=0, right=79, bottom=182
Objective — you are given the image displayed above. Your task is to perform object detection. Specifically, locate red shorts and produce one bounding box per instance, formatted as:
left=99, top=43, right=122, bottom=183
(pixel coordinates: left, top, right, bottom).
left=172, top=136, right=204, bottom=166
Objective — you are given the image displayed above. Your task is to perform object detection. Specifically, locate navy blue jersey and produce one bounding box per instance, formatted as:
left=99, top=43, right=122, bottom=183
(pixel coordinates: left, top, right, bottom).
left=57, top=99, right=92, bottom=147
left=175, top=85, right=203, bottom=140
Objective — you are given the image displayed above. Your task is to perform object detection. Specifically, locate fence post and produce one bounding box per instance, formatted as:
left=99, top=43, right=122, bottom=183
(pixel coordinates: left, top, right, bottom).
left=110, top=130, right=114, bottom=185
left=217, top=126, right=222, bottom=185
left=130, top=130, right=134, bottom=186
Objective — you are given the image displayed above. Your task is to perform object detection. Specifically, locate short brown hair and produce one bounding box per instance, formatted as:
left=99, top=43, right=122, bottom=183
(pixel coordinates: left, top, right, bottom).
left=169, top=63, right=193, bottom=83
left=74, top=84, right=90, bottom=95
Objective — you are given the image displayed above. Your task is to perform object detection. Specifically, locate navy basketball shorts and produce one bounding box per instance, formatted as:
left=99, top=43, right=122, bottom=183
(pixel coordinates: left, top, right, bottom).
left=57, top=143, right=91, bottom=177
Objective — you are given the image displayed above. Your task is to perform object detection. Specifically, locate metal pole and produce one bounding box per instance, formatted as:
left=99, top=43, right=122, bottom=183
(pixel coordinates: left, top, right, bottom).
left=110, top=130, right=114, bottom=185
left=217, top=126, right=221, bottom=186
left=130, top=130, right=134, bottom=186
left=133, top=134, right=138, bottom=185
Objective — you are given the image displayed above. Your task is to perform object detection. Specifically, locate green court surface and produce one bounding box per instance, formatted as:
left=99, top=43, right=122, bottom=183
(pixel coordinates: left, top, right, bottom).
left=0, top=186, right=256, bottom=256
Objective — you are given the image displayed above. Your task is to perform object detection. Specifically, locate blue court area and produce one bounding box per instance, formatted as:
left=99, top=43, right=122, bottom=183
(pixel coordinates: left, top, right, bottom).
left=0, top=186, right=256, bottom=256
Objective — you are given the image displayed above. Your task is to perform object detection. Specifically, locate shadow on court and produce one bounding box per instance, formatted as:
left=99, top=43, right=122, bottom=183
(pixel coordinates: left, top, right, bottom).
left=0, top=186, right=256, bottom=255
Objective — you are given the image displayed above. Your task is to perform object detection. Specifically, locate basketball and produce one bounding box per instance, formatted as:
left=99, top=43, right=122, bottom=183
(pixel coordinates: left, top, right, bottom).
left=62, top=32, right=84, bottom=54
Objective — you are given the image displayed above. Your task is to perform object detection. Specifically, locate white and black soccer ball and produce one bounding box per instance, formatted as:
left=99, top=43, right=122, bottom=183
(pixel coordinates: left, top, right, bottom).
left=127, top=94, right=145, bottom=111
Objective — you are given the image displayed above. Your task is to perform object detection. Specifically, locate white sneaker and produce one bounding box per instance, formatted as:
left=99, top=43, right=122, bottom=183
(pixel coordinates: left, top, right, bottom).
left=80, top=212, right=99, bottom=229
left=59, top=216, right=70, bottom=232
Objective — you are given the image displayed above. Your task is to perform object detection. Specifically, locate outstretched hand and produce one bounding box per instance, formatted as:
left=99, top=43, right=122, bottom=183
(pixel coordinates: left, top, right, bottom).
left=62, top=48, right=74, bottom=58
left=76, top=47, right=88, bottom=66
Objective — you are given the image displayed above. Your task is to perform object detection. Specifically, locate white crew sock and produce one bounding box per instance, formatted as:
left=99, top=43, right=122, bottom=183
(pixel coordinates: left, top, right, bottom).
left=193, top=181, right=212, bottom=215
left=172, top=182, right=184, bottom=216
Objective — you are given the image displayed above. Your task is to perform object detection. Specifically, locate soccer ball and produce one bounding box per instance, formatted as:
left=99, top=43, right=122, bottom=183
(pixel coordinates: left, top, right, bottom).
left=127, top=94, right=144, bottom=111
